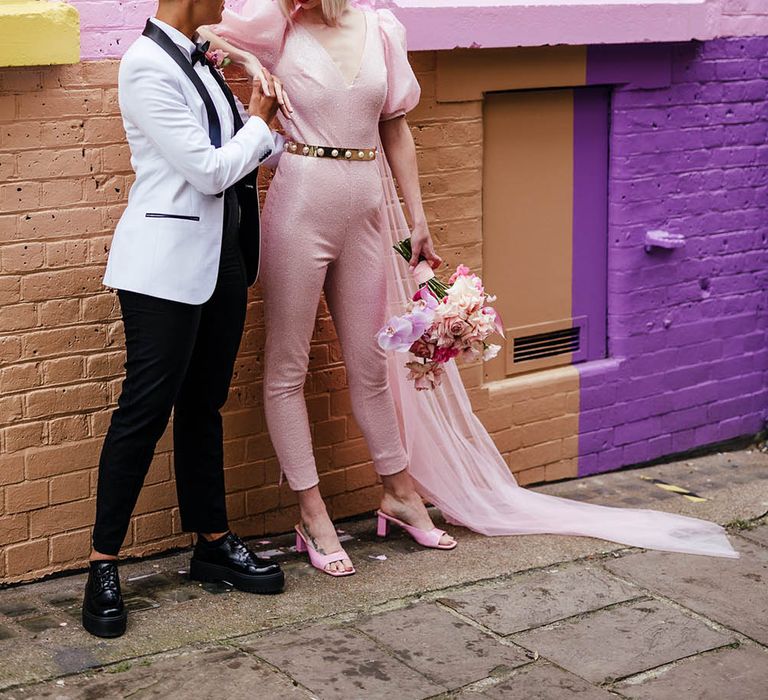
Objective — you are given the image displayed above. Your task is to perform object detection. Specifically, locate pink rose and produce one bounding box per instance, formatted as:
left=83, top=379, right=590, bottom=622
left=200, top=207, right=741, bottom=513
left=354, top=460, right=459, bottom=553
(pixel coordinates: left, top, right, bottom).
left=409, top=337, right=435, bottom=358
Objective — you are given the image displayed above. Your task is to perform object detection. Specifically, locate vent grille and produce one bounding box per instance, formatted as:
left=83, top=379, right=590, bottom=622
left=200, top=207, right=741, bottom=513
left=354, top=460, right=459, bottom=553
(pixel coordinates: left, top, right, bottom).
left=513, top=326, right=580, bottom=364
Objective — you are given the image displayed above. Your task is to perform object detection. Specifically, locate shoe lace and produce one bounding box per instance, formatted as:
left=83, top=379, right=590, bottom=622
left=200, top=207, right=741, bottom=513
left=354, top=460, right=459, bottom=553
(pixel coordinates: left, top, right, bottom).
left=228, top=533, right=255, bottom=562
left=94, top=565, right=119, bottom=593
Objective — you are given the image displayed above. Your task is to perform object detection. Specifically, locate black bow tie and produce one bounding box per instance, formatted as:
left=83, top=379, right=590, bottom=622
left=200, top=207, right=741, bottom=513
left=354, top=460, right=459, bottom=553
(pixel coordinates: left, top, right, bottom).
left=191, top=40, right=211, bottom=66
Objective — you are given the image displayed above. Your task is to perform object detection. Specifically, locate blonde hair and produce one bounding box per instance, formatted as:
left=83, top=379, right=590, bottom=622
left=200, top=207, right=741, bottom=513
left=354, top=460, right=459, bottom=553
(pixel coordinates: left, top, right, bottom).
left=278, top=0, right=348, bottom=25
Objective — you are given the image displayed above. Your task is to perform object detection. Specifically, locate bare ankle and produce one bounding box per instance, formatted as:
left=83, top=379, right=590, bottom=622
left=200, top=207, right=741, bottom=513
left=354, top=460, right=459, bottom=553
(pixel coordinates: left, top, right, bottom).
left=296, top=485, right=330, bottom=521
left=381, top=470, right=417, bottom=500
left=90, top=550, right=118, bottom=562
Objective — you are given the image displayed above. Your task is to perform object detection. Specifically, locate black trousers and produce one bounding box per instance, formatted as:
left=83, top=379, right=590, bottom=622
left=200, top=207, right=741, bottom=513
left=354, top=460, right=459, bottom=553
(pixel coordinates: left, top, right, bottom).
left=93, top=189, right=247, bottom=555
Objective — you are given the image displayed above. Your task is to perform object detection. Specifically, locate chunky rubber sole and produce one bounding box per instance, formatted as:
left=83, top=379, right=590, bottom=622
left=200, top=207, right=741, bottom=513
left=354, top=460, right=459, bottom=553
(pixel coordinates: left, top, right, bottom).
left=189, top=559, right=285, bottom=594
left=82, top=607, right=127, bottom=638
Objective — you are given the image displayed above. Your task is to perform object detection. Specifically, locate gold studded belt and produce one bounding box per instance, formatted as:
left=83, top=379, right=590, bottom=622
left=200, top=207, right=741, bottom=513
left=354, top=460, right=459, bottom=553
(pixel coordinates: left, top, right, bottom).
left=284, top=140, right=377, bottom=161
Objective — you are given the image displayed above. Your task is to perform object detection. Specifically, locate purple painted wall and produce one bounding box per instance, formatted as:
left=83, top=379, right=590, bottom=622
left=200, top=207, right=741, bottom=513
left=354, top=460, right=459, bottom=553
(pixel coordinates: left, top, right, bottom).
left=572, top=87, right=610, bottom=363
left=577, top=36, right=768, bottom=476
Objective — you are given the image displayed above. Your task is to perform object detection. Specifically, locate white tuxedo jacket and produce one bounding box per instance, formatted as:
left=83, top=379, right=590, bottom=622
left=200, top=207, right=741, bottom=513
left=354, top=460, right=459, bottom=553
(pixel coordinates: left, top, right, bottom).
left=104, top=28, right=276, bottom=304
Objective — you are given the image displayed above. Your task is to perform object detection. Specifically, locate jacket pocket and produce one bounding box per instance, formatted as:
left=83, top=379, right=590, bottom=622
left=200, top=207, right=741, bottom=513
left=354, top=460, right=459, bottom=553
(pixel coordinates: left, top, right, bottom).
left=145, top=213, right=200, bottom=222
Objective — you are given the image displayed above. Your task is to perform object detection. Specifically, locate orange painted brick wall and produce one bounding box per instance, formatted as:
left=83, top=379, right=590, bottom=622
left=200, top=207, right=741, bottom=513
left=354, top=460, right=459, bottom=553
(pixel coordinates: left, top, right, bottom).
left=0, top=54, right=574, bottom=584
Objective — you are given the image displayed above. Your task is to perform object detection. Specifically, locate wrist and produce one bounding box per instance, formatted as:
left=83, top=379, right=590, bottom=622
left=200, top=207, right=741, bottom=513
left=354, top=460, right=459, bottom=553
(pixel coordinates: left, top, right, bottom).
left=243, top=56, right=262, bottom=75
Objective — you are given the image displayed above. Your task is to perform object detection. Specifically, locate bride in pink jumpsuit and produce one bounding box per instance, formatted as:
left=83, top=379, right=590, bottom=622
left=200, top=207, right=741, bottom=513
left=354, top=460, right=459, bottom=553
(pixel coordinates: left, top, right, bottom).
left=205, top=0, right=455, bottom=574
left=204, top=0, right=738, bottom=574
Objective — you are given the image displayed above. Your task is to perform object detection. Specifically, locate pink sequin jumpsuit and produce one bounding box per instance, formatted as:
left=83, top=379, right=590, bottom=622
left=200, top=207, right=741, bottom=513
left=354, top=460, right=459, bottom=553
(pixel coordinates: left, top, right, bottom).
left=217, top=2, right=420, bottom=490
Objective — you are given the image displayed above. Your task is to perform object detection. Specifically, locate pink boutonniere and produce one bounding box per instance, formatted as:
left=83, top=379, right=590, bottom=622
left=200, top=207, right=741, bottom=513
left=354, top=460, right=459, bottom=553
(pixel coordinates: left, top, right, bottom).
left=206, top=49, right=232, bottom=71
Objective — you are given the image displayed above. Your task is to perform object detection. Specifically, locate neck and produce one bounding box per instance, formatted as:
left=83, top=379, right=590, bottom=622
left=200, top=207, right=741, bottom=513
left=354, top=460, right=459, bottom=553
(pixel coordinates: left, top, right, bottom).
left=154, top=8, right=198, bottom=40
left=299, top=5, right=332, bottom=26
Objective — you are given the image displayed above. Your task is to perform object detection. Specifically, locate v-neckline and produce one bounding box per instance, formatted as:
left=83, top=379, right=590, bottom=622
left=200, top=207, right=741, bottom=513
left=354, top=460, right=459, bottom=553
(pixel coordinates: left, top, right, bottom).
left=295, top=11, right=368, bottom=89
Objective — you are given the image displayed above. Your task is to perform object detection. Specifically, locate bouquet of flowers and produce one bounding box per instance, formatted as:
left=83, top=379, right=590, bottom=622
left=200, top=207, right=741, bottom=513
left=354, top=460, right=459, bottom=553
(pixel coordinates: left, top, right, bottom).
left=377, top=238, right=504, bottom=391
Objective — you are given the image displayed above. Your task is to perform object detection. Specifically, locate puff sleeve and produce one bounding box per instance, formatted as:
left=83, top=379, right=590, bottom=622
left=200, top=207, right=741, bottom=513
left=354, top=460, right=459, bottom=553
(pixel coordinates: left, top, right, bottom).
left=210, top=0, right=288, bottom=73
left=378, top=9, right=421, bottom=121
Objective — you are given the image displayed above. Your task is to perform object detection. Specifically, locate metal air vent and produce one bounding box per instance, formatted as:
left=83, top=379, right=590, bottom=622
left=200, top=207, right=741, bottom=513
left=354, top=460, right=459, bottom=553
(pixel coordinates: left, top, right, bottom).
left=514, top=326, right=580, bottom=363
left=504, top=317, right=588, bottom=375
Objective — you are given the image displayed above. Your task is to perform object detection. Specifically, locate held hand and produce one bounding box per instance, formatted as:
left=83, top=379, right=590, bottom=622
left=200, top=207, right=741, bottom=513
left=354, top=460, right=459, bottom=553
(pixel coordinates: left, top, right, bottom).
left=409, top=224, right=443, bottom=271
left=248, top=70, right=280, bottom=124
left=244, top=57, right=293, bottom=119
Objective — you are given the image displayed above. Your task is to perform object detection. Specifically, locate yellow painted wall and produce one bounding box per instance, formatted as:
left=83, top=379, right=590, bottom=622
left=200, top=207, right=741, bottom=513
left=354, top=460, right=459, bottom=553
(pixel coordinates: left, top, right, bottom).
left=0, top=1, right=79, bottom=67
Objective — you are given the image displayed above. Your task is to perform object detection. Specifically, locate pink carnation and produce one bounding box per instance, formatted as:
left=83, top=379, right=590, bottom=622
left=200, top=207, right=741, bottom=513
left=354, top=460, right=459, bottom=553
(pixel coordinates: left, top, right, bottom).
left=448, top=264, right=471, bottom=284
left=433, top=346, right=460, bottom=363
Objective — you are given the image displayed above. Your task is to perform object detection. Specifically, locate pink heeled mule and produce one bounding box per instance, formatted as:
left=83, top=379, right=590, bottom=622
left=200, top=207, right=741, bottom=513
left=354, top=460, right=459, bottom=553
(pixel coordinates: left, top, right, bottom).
left=376, top=510, right=457, bottom=550
left=294, top=526, right=356, bottom=577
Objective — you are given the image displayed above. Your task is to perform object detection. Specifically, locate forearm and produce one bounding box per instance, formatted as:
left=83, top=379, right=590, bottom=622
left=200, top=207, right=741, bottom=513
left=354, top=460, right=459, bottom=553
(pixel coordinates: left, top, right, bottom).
left=197, top=26, right=258, bottom=71
left=379, top=116, right=426, bottom=227
left=121, top=63, right=273, bottom=195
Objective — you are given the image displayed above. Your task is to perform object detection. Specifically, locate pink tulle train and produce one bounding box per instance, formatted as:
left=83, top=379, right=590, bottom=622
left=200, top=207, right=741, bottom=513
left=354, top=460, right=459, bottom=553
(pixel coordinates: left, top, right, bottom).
left=377, top=148, right=738, bottom=559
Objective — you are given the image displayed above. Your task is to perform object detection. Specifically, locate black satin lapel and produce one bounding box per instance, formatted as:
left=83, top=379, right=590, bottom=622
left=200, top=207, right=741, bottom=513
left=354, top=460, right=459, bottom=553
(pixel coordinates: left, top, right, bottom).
left=206, top=66, right=245, bottom=133
left=141, top=19, right=222, bottom=148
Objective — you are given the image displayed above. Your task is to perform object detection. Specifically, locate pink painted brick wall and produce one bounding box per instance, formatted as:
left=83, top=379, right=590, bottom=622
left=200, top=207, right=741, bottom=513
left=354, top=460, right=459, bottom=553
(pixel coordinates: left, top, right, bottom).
left=577, top=36, right=768, bottom=476
left=721, top=0, right=768, bottom=36
left=68, top=0, right=768, bottom=60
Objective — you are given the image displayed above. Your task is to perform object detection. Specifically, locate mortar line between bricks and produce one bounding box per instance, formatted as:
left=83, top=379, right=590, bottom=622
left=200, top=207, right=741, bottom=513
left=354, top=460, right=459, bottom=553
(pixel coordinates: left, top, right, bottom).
left=596, top=559, right=768, bottom=650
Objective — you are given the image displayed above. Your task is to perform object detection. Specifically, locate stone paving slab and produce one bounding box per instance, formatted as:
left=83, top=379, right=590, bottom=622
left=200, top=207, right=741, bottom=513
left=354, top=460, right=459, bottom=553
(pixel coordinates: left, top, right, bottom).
left=353, top=602, right=529, bottom=687
left=537, top=450, right=768, bottom=526
left=0, top=646, right=313, bottom=700
left=511, top=599, right=736, bottom=684
left=613, top=643, right=768, bottom=700
left=0, top=450, right=766, bottom=697
left=439, top=564, right=641, bottom=635
left=0, top=528, right=609, bottom=691
left=241, top=624, right=443, bottom=699
left=463, top=661, right=620, bottom=700
left=604, top=536, right=768, bottom=644
left=737, top=522, right=768, bottom=548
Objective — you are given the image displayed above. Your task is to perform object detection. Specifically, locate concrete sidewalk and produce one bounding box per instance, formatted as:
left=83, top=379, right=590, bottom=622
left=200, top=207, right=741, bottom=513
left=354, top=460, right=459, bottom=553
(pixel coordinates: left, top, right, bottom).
left=0, top=447, right=766, bottom=699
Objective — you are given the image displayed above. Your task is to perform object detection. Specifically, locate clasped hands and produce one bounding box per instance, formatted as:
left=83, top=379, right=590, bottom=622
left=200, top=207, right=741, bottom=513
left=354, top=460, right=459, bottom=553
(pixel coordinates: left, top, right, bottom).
left=245, top=55, right=293, bottom=124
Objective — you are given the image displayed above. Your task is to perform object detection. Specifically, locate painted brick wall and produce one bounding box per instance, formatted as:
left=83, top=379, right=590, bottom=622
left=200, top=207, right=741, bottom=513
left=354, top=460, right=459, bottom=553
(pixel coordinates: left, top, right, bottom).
left=720, top=0, right=768, bottom=36
left=577, top=36, right=768, bottom=476
left=1, top=33, right=766, bottom=582
left=0, top=53, right=491, bottom=583
left=65, top=0, right=768, bottom=60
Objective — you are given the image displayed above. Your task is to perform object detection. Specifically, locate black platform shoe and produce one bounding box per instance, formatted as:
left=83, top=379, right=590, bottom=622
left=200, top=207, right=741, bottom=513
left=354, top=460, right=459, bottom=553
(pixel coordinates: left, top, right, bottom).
left=82, top=560, right=127, bottom=638
left=189, top=532, right=285, bottom=594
